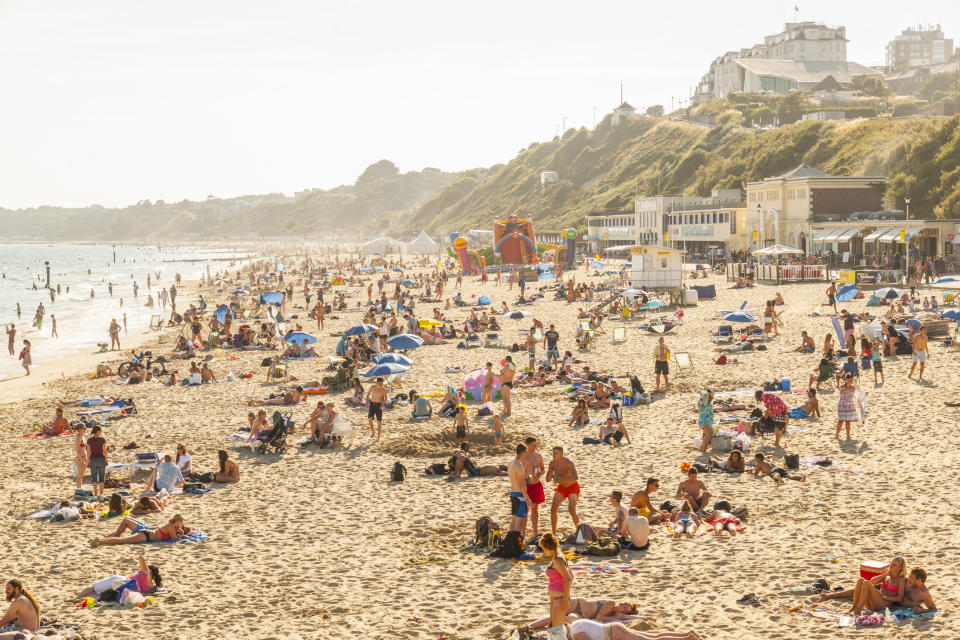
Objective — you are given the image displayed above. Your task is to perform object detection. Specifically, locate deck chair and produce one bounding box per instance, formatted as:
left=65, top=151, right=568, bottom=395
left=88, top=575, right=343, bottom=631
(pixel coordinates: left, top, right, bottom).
left=329, top=421, right=356, bottom=448
left=206, top=330, right=220, bottom=349
left=670, top=310, right=684, bottom=326
left=747, top=328, right=765, bottom=343
left=532, top=327, right=544, bottom=341
left=483, top=333, right=501, bottom=348
left=811, top=361, right=836, bottom=390
left=612, top=327, right=626, bottom=343
left=578, top=320, right=591, bottom=331
left=465, top=334, right=481, bottom=348
left=944, top=290, right=957, bottom=307
left=132, top=453, right=160, bottom=474
left=712, top=325, right=734, bottom=344
left=149, top=315, right=161, bottom=332
left=577, top=329, right=595, bottom=351
left=270, top=362, right=289, bottom=382
left=673, top=352, right=694, bottom=376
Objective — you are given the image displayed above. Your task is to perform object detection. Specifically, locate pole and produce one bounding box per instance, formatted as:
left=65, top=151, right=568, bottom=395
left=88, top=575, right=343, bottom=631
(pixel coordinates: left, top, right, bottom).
left=45, top=261, right=50, bottom=288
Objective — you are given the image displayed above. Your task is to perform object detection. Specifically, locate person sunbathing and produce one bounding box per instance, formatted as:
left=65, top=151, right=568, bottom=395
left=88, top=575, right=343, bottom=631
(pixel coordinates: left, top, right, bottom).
left=519, top=368, right=548, bottom=387
left=587, top=382, right=612, bottom=409
left=820, top=556, right=906, bottom=604
left=793, top=331, right=815, bottom=353
left=68, top=556, right=162, bottom=603
left=630, top=477, right=667, bottom=525
left=570, top=399, right=590, bottom=426
left=789, top=389, right=820, bottom=419
left=750, top=453, right=805, bottom=485
left=675, top=468, right=711, bottom=512
left=701, top=500, right=745, bottom=536
left=669, top=500, right=702, bottom=537
left=709, top=450, right=745, bottom=473
left=447, top=443, right=507, bottom=478
left=59, top=396, right=116, bottom=408
left=901, top=567, right=937, bottom=614
left=248, top=386, right=304, bottom=406
left=130, top=496, right=164, bottom=515
left=215, top=450, right=239, bottom=482
left=529, top=598, right=641, bottom=628
left=42, top=408, right=70, bottom=436
left=92, top=514, right=186, bottom=547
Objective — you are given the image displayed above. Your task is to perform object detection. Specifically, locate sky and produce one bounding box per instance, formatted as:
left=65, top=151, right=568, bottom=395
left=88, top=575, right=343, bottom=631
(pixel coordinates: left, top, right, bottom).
left=0, top=0, right=954, bottom=209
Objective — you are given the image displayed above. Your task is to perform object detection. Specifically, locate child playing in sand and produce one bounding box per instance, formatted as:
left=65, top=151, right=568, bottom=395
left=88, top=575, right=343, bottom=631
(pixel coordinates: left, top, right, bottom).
left=490, top=414, right=503, bottom=444
left=453, top=406, right=469, bottom=445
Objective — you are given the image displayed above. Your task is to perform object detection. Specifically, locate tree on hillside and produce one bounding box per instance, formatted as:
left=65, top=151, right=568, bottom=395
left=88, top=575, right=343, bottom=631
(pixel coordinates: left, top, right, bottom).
left=919, top=72, right=959, bottom=102
left=777, top=91, right=806, bottom=125
left=356, top=160, right=399, bottom=188
left=851, top=75, right=891, bottom=98
left=646, top=105, right=664, bottom=117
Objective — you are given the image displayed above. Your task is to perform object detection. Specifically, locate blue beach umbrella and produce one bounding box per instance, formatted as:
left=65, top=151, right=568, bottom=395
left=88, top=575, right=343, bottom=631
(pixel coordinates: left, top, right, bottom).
left=931, top=276, right=960, bottom=288
left=941, top=309, right=960, bottom=321
left=477, top=295, right=491, bottom=305
left=363, top=363, right=410, bottom=377
left=836, top=284, right=858, bottom=302
left=392, top=268, right=404, bottom=273
left=904, top=318, right=923, bottom=330
left=345, top=323, right=378, bottom=336
left=387, top=333, right=424, bottom=351
left=371, top=353, right=413, bottom=366
left=259, top=291, right=284, bottom=305
left=400, top=279, right=416, bottom=286
left=506, top=310, right=534, bottom=320
left=640, top=300, right=668, bottom=310
left=590, top=259, right=603, bottom=269
left=213, top=304, right=234, bottom=322
left=723, top=311, right=757, bottom=323
left=283, top=331, right=317, bottom=345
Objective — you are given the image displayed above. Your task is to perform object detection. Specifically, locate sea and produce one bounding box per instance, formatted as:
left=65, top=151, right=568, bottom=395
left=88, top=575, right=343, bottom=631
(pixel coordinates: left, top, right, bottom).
left=0, top=244, right=254, bottom=380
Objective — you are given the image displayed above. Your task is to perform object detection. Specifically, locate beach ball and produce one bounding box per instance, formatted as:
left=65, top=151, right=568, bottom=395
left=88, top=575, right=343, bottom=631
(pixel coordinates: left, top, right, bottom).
left=680, top=462, right=691, bottom=472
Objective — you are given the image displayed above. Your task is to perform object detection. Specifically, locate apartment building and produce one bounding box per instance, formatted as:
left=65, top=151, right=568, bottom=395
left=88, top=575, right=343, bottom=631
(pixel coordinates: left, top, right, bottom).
left=886, top=25, right=953, bottom=68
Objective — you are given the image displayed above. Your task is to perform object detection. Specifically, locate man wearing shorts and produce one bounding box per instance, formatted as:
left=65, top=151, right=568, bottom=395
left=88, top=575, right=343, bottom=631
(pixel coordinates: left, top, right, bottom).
left=523, top=437, right=545, bottom=536
left=755, top=388, right=789, bottom=447
left=909, top=326, right=928, bottom=381
left=508, top=444, right=531, bottom=533
left=366, top=377, right=386, bottom=440
left=653, top=337, right=670, bottom=393
left=500, top=355, right=516, bottom=417
left=546, top=446, right=580, bottom=534
left=543, top=324, right=560, bottom=369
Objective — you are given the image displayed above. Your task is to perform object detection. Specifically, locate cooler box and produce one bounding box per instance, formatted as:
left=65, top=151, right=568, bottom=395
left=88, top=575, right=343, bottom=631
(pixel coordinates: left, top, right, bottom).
left=781, top=378, right=791, bottom=391
left=859, top=560, right=889, bottom=580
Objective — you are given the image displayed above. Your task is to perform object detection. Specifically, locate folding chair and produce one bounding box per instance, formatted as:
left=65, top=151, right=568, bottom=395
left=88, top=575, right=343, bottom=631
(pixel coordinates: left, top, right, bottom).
left=944, top=290, right=957, bottom=307
left=578, top=329, right=594, bottom=351
left=712, top=325, right=734, bottom=344
left=329, top=421, right=356, bottom=448
left=747, top=328, right=765, bottom=343
left=673, top=352, right=694, bottom=376
left=149, top=315, right=161, bottom=332
left=670, top=310, right=684, bottom=326
left=132, top=453, right=160, bottom=474
left=465, top=334, right=481, bottom=348
left=612, top=327, right=626, bottom=343
left=271, top=362, right=289, bottom=382
left=483, top=333, right=501, bottom=348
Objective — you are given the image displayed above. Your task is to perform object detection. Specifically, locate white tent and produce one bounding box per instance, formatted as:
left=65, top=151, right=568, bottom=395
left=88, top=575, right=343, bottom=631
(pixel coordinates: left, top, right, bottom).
left=407, top=231, right=439, bottom=254
left=362, top=236, right=404, bottom=255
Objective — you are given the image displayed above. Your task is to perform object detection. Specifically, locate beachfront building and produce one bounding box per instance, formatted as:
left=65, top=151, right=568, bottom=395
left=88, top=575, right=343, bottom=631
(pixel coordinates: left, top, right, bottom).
left=585, top=210, right=636, bottom=252
left=885, top=25, right=953, bottom=68
left=635, top=190, right=744, bottom=250
left=611, top=102, right=637, bottom=125
left=692, top=22, right=855, bottom=103
left=810, top=218, right=960, bottom=265
left=663, top=203, right=749, bottom=257
left=745, top=164, right=887, bottom=254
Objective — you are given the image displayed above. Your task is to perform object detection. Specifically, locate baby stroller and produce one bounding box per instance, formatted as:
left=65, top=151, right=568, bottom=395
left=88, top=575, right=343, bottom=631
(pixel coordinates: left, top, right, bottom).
left=256, top=411, right=293, bottom=454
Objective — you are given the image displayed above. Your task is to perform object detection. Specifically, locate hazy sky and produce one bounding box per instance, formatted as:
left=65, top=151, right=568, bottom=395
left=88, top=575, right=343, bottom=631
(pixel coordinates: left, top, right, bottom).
left=0, top=0, right=954, bottom=208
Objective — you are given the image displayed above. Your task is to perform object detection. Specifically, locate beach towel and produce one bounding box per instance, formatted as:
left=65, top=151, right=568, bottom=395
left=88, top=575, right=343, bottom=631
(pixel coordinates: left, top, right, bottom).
left=662, top=522, right=712, bottom=536
left=23, top=429, right=77, bottom=438
left=570, top=562, right=639, bottom=576
left=565, top=417, right=603, bottom=425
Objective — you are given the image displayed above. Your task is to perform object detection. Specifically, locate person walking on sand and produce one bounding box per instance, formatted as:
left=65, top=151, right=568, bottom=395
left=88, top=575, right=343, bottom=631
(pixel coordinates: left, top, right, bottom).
left=908, top=326, right=928, bottom=381
left=73, top=423, right=88, bottom=490
left=822, top=281, right=838, bottom=314
left=86, top=425, right=108, bottom=497
left=653, top=337, right=670, bottom=393
left=19, top=340, right=31, bottom=376
left=547, top=446, right=580, bottom=534
left=50, top=314, right=58, bottom=339
left=500, top=355, right=516, bottom=417
left=366, top=377, right=386, bottom=439
left=109, top=318, right=121, bottom=350
left=6, top=324, right=15, bottom=356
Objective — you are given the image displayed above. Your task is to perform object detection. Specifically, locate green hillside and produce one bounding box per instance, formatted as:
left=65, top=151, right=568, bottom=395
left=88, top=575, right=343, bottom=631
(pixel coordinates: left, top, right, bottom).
left=394, top=111, right=960, bottom=235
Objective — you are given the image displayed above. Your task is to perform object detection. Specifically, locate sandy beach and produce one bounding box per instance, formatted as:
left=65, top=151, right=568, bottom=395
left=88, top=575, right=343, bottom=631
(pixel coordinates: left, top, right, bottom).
left=0, top=261, right=956, bottom=640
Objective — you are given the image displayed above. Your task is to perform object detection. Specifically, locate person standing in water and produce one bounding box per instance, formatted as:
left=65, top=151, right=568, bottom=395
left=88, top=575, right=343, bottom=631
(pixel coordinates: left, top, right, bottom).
left=109, top=319, right=121, bottom=350
left=50, top=315, right=58, bottom=339
left=6, top=324, right=15, bottom=356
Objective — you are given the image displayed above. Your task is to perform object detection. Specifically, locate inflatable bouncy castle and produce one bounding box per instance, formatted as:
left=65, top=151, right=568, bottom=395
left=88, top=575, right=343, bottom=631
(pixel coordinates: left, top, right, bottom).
left=493, top=215, right=536, bottom=265
left=451, top=234, right=485, bottom=274
left=557, top=228, right=577, bottom=270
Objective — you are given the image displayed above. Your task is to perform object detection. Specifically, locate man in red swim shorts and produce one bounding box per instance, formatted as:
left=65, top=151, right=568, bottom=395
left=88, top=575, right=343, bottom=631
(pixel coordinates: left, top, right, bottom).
left=523, top=437, right=546, bottom=536
left=546, top=445, right=580, bottom=534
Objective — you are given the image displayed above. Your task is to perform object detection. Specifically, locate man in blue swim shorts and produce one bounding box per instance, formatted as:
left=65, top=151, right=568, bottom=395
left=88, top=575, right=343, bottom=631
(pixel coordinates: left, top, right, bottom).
left=508, top=444, right=531, bottom=532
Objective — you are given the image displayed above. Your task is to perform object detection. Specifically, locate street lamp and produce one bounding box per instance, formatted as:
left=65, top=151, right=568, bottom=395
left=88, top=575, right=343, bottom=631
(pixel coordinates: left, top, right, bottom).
left=905, top=195, right=910, bottom=221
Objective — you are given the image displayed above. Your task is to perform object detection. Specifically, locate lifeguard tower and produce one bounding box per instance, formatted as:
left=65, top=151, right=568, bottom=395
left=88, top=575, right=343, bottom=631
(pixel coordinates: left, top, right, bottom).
left=630, top=245, right=685, bottom=305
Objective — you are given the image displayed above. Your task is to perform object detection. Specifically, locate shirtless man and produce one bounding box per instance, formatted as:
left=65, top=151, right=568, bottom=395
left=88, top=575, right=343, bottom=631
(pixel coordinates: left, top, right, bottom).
left=546, top=446, right=580, bottom=534
left=822, top=281, right=838, bottom=313
left=794, top=330, right=816, bottom=353
left=0, top=580, right=40, bottom=634
left=312, top=302, right=324, bottom=331
left=752, top=452, right=805, bottom=485
left=908, top=326, right=928, bottom=381
left=43, top=408, right=70, bottom=436
left=653, top=337, right=670, bottom=393
left=500, top=355, right=516, bottom=417
left=248, top=386, right=303, bottom=406
left=902, top=567, right=937, bottom=614
left=630, top=477, right=667, bottom=524
left=482, top=362, right=494, bottom=403
left=523, top=437, right=546, bottom=537
left=524, top=331, right=538, bottom=370
left=200, top=362, right=217, bottom=383
left=366, top=377, right=387, bottom=439
left=675, top=468, right=711, bottom=512
left=508, top=444, right=531, bottom=533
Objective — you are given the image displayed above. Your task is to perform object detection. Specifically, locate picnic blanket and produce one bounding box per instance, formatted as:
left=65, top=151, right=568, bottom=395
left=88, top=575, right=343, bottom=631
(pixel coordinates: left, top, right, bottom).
left=153, top=529, right=208, bottom=544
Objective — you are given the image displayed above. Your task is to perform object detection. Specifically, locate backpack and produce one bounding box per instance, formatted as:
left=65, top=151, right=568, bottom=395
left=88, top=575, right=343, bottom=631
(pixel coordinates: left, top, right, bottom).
left=391, top=461, right=407, bottom=482
left=425, top=463, right=448, bottom=476
left=630, top=375, right=645, bottom=395
left=260, top=357, right=274, bottom=367
left=475, top=516, right=493, bottom=546
left=608, top=404, right=622, bottom=423
left=784, top=453, right=800, bottom=470
left=495, top=530, right=524, bottom=560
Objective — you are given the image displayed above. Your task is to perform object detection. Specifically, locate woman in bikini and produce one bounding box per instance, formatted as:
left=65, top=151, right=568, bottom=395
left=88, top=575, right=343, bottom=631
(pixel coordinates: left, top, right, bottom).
left=73, top=423, right=88, bottom=490
left=531, top=599, right=640, bottom=629
left=541, top=532, right=573, bottom=634
left=92, top=514, right=186, bottom=547
left=214, top=450, right=239, bottom=483
left=820, top=556, right=906, bottom=615
left=570, top=399, right=589, bottom=427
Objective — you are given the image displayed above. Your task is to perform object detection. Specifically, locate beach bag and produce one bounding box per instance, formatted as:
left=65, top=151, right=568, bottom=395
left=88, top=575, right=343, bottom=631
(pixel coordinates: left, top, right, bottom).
left=621, top=393, right=633, bottom=407
left=630, top=376, right=645, bottom=395
left=608, top=404, right=622, bottom=423
left=390, top=461, right=407, bottom=482
left=260, top=357, right=273, bottom=367
left=784, top=453, right=800, bottom=470
left=582, top=437, right=601, bottom=445
left=586, top=536, right=620, bottom=556
left=475, top=516, right=493, bottom=546
left=714, top=355, right=728, bottom=365
left=713, top=435, right=732, bottom=452
left=497, top=530, right=525, bottom=560
left=425, top=463, right=448, bottom=476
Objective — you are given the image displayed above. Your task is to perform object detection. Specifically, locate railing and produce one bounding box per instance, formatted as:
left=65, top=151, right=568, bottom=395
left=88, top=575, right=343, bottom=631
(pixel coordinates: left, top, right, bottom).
left=725, top=262, right=830, bottom=283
